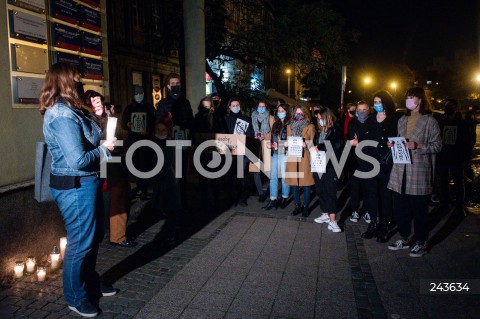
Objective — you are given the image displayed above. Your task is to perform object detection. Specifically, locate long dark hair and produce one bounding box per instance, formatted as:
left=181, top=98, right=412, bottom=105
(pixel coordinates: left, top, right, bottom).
left=405, top=87, right=431, bottom=115
left=39, top=62, right=82, bottom=115
left=271, top=103, right=291, bottom=136
left=373, top=90, right=395, bottom=117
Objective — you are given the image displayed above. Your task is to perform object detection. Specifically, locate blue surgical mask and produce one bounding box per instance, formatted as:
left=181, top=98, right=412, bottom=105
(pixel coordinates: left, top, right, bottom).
left=257, top=107, right=266, bottom=114
left=374, top=104, right=383, bottom=112
left=278, top=112, right=286, bottom=119
left=231, top=106, right=240, bottom=114
left=319, top=119, right=326, bottom=127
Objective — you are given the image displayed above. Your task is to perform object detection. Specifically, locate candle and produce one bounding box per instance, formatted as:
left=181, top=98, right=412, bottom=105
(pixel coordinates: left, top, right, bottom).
left=37, top=267, right=46, bottom=282
left=60, top=237, right=67, bottom=258
left=26, top=256, right=36, bottom=273
left=50, top=245, right=60, bottom=269
left=14, top=261, right=24, bottom=278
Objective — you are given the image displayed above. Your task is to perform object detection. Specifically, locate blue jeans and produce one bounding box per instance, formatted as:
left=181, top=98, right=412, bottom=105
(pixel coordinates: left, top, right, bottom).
left=292, top=185, right=311, bottom=207
left=269, top=153, right=290, bottom=199
left=51, top=176, right=104, bottom=307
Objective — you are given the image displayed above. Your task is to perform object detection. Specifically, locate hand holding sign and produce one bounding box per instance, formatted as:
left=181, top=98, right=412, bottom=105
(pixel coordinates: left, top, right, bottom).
left=388, top=137, right=411, bottom=164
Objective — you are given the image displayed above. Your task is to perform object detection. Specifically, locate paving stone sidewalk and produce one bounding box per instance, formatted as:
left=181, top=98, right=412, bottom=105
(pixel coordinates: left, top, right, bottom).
left=1, top=193, right=479, bottom=318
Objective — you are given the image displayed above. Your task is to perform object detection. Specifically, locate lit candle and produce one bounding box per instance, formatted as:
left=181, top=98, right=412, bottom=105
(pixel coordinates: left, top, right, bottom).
left=60, top=237, right=67, bottom=258
left=26, top=256, right=36, bottom=273
left=37, top=267, right=46, bottom=282
left=50, top=245, right=60, bottom=270
left=14, top=261, right=24, bottom=279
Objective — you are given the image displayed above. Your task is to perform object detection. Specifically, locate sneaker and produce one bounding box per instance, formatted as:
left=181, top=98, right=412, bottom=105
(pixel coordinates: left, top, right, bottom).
left=68, top=300, right=98, bottom=317
left=409, top=243, right=427, bottom=257
left=388, top=239, right=410, bottom=251
left=350, top=211, right=360, bottom=222
left=430, top=193, right=439, bottom=203
left=100, top=283, right=118, bottom=297
left=363, top=212, right=371, bottom=224
left=328, top=221, right=342, bottom=233
left=314, top=213, right=330, bottom=224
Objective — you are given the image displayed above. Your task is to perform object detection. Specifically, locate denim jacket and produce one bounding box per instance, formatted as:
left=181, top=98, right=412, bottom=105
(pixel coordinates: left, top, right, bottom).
left=43, top=100, right=111, bottom=176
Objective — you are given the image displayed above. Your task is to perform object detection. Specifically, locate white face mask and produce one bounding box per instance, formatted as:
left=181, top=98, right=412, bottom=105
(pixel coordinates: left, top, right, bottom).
left=231, top=106, right=240, bottom=114
left=134, top=94, right=144, bottom=103
left=155, top=134, right=167, bottom=140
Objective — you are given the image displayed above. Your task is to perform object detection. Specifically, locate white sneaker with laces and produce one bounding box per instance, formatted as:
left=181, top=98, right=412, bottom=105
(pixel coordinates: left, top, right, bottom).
left=363, top=212, right=371, bottom=224
left=328, top=221, right=342, bottom=232
left=388, top=239, right=410, bottom=251
left=314, top=213, right=330, bottom=224
left=409, top=243, right=427, bottom=257
left=350, top=211, right=359, bottom=222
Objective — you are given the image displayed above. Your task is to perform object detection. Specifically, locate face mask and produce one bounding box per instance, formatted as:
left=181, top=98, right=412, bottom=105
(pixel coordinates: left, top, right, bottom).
left=357, top=111, right=368, bottom=123
left=213, top=100, right=220, bottom=107
left=257, top=107, right=266, bottom=114
left=134, top=94, right=144, bottom=103
left=374, top=104, right=383, bottom=112
left=349, top=110, right=356, bottom=116
left=155, top=134, right=167, bottom=140
left=319, top=119, right=326, bottom=127
left=406, top=98, right=417, bottom=110
left=75, top=81, right=85, bottom=100
left=231, top=106, right=240, bottom=114
left=170, top=85, right=181, bottom=95
left=278, top=112, right=286, bottom=119
left=294, top=113, right=304, bottom=121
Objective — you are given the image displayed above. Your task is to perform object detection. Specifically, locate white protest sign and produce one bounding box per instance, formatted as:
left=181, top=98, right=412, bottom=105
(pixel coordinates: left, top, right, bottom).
left=106, top=117, right=117, bottom=140
left=131, top=112, right=146, bottom=133
left=287, top=136, right=303, bottom=158
left=215, top=134, right=246, bottom=155
left=388, top=137, right=411, bottom=164
left=173, top=125, right=186, bottom=140
left=234, top=118, right=249, bottom=135
left=310, top=149, right=326, bottom=173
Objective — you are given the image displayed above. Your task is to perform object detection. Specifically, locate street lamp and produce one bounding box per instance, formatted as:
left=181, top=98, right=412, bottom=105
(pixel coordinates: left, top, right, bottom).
left=363, top=76, right=371, bottom=99
left=286, top=69, right=291, bottom=98
left=390, top=82, right=397, bottom=98
left=475, top=74, right=480, bottom=99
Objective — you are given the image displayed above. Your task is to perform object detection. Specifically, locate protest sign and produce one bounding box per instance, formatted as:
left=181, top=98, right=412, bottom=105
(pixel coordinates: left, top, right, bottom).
left=287, top=136, right=303, bottom=158
left=388, top=137, right=411, bottom=164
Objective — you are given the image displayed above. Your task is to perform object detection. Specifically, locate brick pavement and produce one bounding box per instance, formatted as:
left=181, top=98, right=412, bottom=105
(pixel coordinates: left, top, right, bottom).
left=1, top=190, right=480, bottom=318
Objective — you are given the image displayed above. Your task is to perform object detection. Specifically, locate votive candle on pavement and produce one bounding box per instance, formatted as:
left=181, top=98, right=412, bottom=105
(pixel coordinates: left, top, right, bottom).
left=60, top=237, right=67, bottom=258
left=26, top=256, right=36, bottom=273
left=50, top=245, right=60, bottom=269
left=14, top=261, right=24, bottom=278
left=37, top=267, right=46, bottom=282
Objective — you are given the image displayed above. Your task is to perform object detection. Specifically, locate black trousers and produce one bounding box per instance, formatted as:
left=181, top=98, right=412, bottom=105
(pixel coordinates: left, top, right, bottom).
left=363, top=169, right=393, bottom=224
left=313, top=168, right=338, bottom=214
left=439, top=162, right=465, bottom=209
left=393, top=192, right=430, bottom=244
left=349, top=170, right=361, bottom=212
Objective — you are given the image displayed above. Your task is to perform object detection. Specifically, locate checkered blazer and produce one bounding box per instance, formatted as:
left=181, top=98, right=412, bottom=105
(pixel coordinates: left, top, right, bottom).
left=387, top=114, right=442, bottom=195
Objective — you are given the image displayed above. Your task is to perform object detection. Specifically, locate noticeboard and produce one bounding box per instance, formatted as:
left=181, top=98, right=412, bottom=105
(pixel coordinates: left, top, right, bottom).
left=14, top=76, right=45, bottom=104
left=79, top=5, right=101, bottom=32
left=11, top=44, right=48, bottom=74
left=53, top=51, right=81, bottom=71
left=9, top=10, right=47, bottom=44
left=82, top=57, right=103, bottom=80
left=7, top=0, right=46, bottom=14
left=81, top=31, right=102, bottom=56
left=50, top=0, right=79, bottom=25
left=51, top=22, right=81, bottom=51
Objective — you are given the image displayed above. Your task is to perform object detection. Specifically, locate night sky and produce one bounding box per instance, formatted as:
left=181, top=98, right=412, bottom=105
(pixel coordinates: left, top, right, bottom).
left=330, top=0, right=479, bottom=73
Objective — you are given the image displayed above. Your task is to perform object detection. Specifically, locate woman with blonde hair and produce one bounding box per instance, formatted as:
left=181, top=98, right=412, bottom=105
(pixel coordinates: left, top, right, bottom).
left=312, top=107, right=345, bottom=232
left=285, top=104, right=316, bottom=217
left=40, top=62, right=117, bottom=317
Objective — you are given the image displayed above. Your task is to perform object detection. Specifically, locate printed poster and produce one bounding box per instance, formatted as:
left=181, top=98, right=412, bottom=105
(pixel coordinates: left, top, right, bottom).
left=310, top=150, right=326, bottom=173
left=388, top=137, right=411, bottom=164
left=287, top=136, right=303, bottom=158
left=131, top=112, right=146, bottom=133
left=233, top=118, right=249, bottom=135
left=442, top=126, right=457, bottom=145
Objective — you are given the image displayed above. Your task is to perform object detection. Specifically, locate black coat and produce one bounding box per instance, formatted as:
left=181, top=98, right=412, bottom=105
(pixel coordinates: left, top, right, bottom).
left=156, top=94, right=194, bottom=131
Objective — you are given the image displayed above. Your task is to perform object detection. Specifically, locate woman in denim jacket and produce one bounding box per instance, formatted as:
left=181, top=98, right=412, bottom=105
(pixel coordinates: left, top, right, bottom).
left=40, top=63, right=116, bottom=317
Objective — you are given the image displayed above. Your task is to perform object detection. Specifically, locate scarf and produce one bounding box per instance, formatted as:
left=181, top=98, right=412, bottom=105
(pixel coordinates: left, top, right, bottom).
left=252, top=110, right=270, bottom=135
left=290, top=119, right=308, bottom=137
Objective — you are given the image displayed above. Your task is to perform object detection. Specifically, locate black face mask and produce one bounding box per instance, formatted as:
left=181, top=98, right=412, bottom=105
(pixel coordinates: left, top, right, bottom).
left=213, top=100, right=220, bottom=107
left=75, top=81, right=85, bottom=100
left=170, top=85, right=181, bottom=95
left=349, top=110, right=355, bottom=116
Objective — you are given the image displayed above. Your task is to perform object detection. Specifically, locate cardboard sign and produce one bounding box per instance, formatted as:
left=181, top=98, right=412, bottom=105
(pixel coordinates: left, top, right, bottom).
left=249, top=140, right=271, bottom=172
left=388, top=137, right=411, bottom=164
left=234, top=118, right=249, bottom=135
left=287, top=136, right=303, bottom=158
left=215, top=134, right=246, bottom=155
left=310, top=150, right=326, bottom=173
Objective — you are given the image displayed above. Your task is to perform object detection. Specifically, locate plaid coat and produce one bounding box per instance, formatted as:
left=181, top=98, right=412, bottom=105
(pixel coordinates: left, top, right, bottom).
left=388, top=114, right=442, bottom=195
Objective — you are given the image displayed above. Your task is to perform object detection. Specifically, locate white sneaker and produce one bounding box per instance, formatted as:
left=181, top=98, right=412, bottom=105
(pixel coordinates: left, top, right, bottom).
left=328, top=221, right=342, bottom=233
left=314, top=213, right=330, bottom=224
left=363, top=212, right=371, bottom=224
left=350, top=211, right=359, bottom=222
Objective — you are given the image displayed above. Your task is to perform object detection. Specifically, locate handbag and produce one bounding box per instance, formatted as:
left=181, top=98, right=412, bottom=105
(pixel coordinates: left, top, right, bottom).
left=34, top=141, right=54, bottom=203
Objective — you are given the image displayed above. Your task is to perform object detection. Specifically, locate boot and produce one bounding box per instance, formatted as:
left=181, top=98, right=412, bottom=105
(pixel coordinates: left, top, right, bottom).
left=376, top=222, right=389, bottom=243
left=361, top=222, right=378, bottom=239
left=291, top=204, right=303, bottom=216
left=278, top=197, right=288, bottom=209
left=262, top=199, right=277, bottom=211
left=302, top=205, right=310, bottom=217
